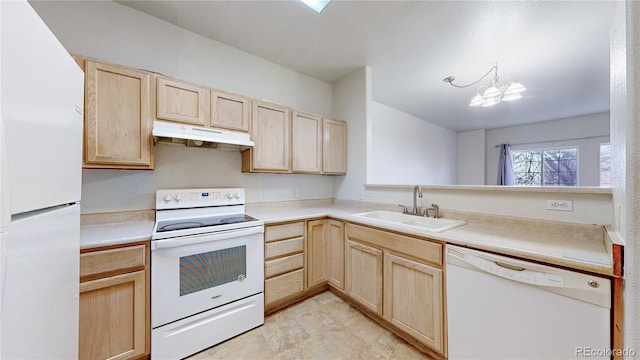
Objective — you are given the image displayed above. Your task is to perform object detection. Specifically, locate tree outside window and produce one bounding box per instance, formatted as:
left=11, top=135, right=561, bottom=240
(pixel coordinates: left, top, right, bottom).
left=512, top=147, right=578, bottom=186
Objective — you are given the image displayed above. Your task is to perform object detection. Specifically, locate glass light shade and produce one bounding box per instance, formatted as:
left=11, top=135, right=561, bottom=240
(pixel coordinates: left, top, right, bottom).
left=504, top=81, right=526, bottom=95
left=502, top=93, right=522, bottom=101
left=300, top=0, right=331, bottom=13
left=483, top=85, right=502, bottom=98
left=469, top=94, right=485, bottom=107
left=481, top=97, right=500, bottom=107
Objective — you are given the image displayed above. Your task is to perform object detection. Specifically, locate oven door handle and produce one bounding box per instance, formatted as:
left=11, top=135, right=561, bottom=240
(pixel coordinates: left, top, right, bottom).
left=151, top=226, right=264, bottom=250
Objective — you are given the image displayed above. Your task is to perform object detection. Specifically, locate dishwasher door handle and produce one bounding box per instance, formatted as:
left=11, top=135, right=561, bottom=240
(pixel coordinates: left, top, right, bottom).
left=495, top=261, right=526, bottom=271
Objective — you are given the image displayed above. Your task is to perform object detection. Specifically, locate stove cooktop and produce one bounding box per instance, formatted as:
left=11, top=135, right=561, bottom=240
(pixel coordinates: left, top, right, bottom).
left=156, top=214, right=259, bottom=233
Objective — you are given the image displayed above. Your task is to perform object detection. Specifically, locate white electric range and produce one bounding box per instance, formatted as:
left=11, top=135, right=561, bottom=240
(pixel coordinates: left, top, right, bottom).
left=150, top=188, right=264, bottom=360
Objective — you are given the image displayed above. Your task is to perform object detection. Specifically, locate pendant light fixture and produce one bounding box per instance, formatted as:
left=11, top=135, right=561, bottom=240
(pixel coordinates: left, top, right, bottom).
left=443, top=64, right=526, bottom=107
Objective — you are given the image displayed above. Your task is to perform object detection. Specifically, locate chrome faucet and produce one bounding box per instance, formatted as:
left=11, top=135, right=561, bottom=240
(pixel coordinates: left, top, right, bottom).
left=423, top=203, right=440, bottom=218
left=412, top=185, right=423, bottom=214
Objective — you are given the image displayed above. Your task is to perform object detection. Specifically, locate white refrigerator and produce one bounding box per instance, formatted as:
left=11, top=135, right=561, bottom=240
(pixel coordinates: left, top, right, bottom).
left=0, top=1, right=84, bottom=358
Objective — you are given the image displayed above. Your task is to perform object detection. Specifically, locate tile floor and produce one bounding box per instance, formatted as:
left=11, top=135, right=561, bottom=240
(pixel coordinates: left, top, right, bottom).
left=188, top=291, right=432, bottom=360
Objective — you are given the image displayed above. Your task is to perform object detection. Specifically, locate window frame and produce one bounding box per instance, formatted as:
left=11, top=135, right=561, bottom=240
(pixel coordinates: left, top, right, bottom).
left=510, top=145, right=580, bottom=187
left=599, top=143, right=611, bottom=187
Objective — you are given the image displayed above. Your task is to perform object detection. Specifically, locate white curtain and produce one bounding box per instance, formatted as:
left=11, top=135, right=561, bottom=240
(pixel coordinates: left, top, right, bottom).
left=497, top=144, right=514, bottom=185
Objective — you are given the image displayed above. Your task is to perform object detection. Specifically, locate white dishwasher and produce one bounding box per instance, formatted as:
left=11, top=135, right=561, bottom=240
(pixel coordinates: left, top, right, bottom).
left=446, top=245, right=611, bottom=360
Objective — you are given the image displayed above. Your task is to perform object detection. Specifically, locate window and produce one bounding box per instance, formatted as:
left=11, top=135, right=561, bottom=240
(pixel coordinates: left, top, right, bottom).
left=512, top=147, right=578, bottom=186
left=599, top=143, right=611, bottom=187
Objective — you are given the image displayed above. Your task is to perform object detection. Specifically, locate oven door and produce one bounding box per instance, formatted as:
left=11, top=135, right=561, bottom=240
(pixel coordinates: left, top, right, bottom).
left=151, top=225, right=264, bottom=328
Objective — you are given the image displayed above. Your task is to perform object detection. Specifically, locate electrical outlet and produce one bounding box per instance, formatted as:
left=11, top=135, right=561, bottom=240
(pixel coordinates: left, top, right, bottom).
left=546, top=199, right=573, bottom=211
left=291, top=188, right=298, bottom=199
left=365, top=191, right=375, bottom=198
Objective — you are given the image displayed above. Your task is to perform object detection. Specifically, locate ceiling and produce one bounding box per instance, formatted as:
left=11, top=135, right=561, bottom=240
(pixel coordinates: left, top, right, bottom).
left=117, top=0, right=615, bottom=132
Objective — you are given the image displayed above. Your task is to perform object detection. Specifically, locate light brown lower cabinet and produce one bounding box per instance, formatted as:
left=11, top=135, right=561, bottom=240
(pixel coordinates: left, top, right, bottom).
left=327, top=219, right=345, bottom=290
left=345, top=223, right=445, bottom=357
left=307, top=219, right=328, bottom=288
left=265, top=268, right=304, bottom=304
left=345, top=239, right=383, bottom=316
left=79, top=243, right=149, bottom=360
left=264, top=222, right=306, bottom=311
left=79, top=271, right=146, bottom=360
left=383, top=253, right=444, bottom=353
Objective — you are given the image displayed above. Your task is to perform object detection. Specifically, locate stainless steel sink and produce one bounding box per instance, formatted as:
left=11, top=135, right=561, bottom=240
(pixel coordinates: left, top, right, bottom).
left=353, top=210, right=466, bottom=233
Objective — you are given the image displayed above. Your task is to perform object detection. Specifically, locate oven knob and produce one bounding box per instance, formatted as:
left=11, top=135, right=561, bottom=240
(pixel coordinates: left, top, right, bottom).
left=163, top=194, right=172, bottom=202
left=226, top=193, right=233, bottom=200
left=174, top=194, right=182, bottom=202
left=234, top=193, right=240, bottom=199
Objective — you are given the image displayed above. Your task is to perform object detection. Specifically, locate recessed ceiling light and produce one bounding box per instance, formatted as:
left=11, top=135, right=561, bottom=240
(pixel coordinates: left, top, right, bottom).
left=300, top=0, right=331, bottom=13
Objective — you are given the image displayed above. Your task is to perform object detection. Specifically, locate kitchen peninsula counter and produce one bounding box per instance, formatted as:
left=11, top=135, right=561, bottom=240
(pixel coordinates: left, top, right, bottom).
left=79, top=201, right=619, bottom=277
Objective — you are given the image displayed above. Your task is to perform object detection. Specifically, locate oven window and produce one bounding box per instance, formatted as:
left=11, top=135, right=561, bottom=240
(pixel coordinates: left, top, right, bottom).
left=179, top=245, right=247, bottom=296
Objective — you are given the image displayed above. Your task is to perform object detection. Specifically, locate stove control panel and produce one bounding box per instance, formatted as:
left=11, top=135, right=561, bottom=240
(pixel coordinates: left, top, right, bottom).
left=156, top=188, right=246, bottom=209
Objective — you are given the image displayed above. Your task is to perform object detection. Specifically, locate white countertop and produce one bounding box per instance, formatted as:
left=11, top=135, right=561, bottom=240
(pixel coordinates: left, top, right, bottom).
left=80, top=220, right=155, bottom=249
left=247, top=204, right=614, bottom=276
left=80, top=203, right=614, bottom=276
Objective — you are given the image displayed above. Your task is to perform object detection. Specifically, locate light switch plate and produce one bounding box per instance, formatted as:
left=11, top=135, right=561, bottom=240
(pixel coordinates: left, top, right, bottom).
left=546, top=199, right=573, bottom=211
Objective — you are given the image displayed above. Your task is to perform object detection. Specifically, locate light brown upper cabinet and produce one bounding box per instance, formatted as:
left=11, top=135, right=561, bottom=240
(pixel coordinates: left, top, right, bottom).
left=322, top=118, right=347, bottom=175
left=242, top=100, right=291, bottom=173
left=83, top=59, right=154, bottom=169
left=211, top=91, right=250, bottom=132
left=291, top=111, right=322, bottom=174
left=156, top=76, right=207, bottom=126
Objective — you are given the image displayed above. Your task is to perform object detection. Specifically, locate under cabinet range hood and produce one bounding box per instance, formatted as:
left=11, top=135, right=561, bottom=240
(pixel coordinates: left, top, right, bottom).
left=152, top=120, right=255, bottom=147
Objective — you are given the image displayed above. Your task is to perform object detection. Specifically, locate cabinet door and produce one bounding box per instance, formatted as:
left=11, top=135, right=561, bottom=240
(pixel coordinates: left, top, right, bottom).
left=291, top=111, right=322, bottom=173
left=345, top=240, right=382, bottom=315
left=307, top=219, right=327, bottom=288
left=79, top=270, right=146, bottom=360
left=247, top=100, right=291, bottom=172
left=322, top=118, right=347, bottom=175
left=327, top=220, right=345, bottom=290
left=84, top=60, right=153, bottom=169
left=211, top=91, right=249, bottom=132
left=383, top=253, right=443, bottom=352
left=156, top=76, right=207, bottom=126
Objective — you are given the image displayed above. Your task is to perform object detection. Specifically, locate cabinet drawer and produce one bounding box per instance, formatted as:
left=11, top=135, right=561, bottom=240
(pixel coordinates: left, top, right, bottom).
left=265, top=222, right=304, bottom=242
left=80, top=245, right=146, bottom=279
left=265, top=237, right=303, bottom=260
left=265, top=253, right=303, bottom=278
left=265, top=268, right=304, bottom=304
left=347, top=223, right=442, bottom=266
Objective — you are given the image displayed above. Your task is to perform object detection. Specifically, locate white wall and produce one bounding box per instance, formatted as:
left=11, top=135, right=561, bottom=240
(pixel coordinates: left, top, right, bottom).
left=31, top=0, right=335, bottom=213
left=81, top=145, right=334, bottom=213
left=611, top=1, right=640, bottom=354
left=364, top=185, right=612, bottom=225
left=332, top=67, right=369, bottom=201
left=484, top=113, right=610, bottom=185
left=369, top=101, right=457, bottom=185
left=457, top=129, right=486, bottom=185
